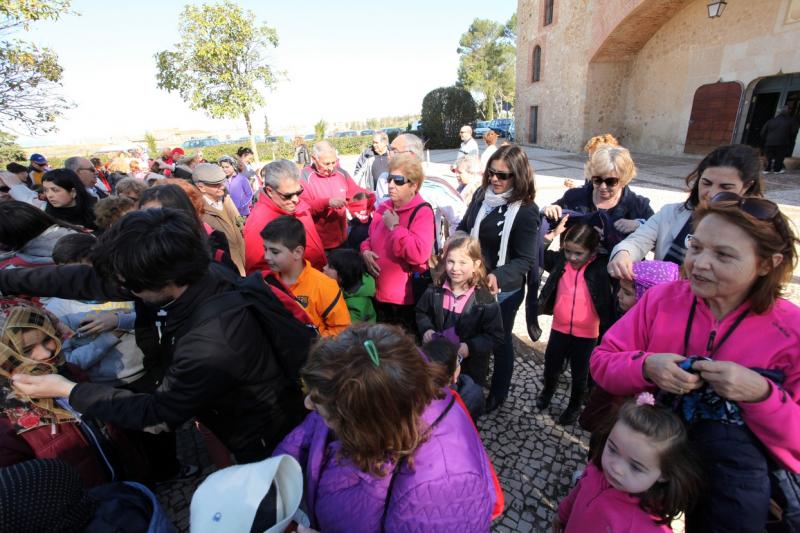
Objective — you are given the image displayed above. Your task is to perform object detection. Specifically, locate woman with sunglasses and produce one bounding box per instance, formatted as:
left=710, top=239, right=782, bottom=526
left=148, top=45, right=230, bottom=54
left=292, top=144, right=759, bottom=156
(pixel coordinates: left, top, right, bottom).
left=361, top=154, right=435, bottom=331
left=543, top=145, right=653, bottom=254
left=591, top=193, right=800, bottom=532
left=455, top=144, right=539, bottom=412
left=608, top=144, right=765, bottom=280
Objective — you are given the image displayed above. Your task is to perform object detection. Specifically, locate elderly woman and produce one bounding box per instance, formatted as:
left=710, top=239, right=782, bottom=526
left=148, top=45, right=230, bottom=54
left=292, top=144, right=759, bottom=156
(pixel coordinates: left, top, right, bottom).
left=543, top=145, right=653, bottom=254
left=114, top=177, right=147, bottom=207
left=361, top=154, right=435, bottom=331
left=274, top=323, right=497, bottom=532
left=455, top=154, right=483, bottom=205
left=608, top=144, right=764, bottom=279
left=591, top=194, right=800, bottom=532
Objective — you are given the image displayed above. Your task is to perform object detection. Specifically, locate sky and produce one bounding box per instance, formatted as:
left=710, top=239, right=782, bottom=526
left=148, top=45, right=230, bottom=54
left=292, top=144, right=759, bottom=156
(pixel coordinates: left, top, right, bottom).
left=12, top=0, right=515, bottom=147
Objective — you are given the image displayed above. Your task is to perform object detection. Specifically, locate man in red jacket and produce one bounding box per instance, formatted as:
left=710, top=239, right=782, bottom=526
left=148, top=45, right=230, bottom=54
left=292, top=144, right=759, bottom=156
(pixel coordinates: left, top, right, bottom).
left=301, top=141, right=367, bottom=250
left=244, top=160, right=326, bottom=273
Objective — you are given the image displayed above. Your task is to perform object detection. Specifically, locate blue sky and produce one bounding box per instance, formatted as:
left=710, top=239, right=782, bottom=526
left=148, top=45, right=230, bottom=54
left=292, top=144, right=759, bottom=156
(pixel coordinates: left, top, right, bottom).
left=15, top=0, right=515, bottom=146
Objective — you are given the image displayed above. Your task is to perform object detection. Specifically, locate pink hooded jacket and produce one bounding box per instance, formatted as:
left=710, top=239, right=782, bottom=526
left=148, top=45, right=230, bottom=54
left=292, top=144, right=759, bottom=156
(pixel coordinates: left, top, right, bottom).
left=591, top=280, right=800, bottom=471
left=360, top=195, right=434, bottom=305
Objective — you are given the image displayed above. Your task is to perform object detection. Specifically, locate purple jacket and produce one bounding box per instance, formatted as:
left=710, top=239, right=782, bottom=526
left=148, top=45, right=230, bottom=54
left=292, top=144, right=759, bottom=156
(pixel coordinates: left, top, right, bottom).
left=274, top=390, right=495, bottom=532
left=227, top=172, right=253, bottom=216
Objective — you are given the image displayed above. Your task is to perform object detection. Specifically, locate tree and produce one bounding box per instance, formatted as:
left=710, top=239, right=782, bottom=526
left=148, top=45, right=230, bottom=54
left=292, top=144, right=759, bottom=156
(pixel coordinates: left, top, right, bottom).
left=456, top=17, right=516, bottom=121
left=263, top=114, right=271, bottom=137
left=143, top=132, right=158, bottom=156
left=314, top=119, right=327, bottom=140
left=420, top=87, right=477, bottom=149
left=0, top=1, right=74, bottom=135
left=154, top=1, right=280, bottom=161
left=0, top=132, right=26, bottom=164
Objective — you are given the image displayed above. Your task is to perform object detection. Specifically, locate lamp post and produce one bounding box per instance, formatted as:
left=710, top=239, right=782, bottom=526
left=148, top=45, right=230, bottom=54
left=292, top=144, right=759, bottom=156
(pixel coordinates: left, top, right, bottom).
left=707, top=0, right=727, bottom=18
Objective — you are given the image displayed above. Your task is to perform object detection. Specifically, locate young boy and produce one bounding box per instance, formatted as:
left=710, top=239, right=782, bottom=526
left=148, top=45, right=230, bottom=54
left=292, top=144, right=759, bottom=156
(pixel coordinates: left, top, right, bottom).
left=261, top=216, right=351, bottom=337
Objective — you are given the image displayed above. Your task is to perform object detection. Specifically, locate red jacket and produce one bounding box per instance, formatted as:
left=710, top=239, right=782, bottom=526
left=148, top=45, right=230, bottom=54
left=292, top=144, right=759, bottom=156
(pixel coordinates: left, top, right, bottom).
left=243, top=192, right=326, bottom=273
left=301, top=165, right=366, bottom=250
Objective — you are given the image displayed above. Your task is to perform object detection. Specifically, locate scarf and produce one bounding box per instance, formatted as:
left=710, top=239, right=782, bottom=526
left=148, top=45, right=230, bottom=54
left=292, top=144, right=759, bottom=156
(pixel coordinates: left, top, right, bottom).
left=0, top=301, right=76, bottom=433
left=470, top=188, right=521, bottom=268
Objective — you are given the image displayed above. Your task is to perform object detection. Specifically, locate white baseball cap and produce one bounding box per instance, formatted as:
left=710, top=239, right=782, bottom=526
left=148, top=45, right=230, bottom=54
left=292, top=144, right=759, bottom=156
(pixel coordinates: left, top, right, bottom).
left=190, top=454, right=305, bottom=533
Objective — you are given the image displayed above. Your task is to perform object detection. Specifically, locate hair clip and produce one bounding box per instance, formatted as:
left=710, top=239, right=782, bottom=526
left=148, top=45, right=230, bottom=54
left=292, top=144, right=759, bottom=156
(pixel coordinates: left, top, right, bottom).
left=635, top=392, right=656, bottom=406
left=363, top=340, right=380, bottom=367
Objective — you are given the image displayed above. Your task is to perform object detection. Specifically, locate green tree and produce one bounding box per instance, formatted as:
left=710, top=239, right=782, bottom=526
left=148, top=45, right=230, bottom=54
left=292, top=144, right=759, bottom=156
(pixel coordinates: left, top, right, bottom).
left=0, top=1, right=74, bottom=134
left=0, top=132, right=26, bottom=164
left=143, top=131, right=158, bottom=155
left=154, top=1, right=280, bottom=161
left=263, top=114, right=271, bottom=137
left=420, top=86, right=477, bottom=149
left=456, top=17, right=516, bottom=121
left=314, top=119, right=327, bottom=140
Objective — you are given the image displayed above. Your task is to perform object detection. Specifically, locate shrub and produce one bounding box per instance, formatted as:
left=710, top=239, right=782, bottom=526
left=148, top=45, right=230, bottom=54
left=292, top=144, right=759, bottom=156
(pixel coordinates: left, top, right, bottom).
left=420, top=86, right=478, bottom=149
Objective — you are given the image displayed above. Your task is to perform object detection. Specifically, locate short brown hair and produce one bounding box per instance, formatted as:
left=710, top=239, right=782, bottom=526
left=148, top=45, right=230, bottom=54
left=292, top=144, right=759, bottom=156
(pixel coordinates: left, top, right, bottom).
left=481, top=144, right=536, bottom=205
left=93, top=196, right=134, bottom=230
left=592, top=401, right=704, bottom=524
left=693, top=199, right=798, bottom=314
left=388, top=153, right=425, bottom=188
left=301, top=323, right=444, bottom=476
left=115, top=177, right=147, bottom=199
left=433, top=233, right=487, bottom=289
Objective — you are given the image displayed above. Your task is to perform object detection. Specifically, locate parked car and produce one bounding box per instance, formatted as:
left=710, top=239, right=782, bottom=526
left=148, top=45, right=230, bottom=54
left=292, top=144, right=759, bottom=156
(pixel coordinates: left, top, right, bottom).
left=303, top=134, right=316, bottom=141
left=488, top=118, right=514, bottom=138
left=264, top=136, right=283, bottom=143
left=409, top=120, right=423, bottom=133
left=474, top=121, right=491, bottom=139
left=508, top=121, right=515, bottom=142
left=333, top=130, right=359, bottom=138
left=360, top=129, right=375, bottom=136
left=182, top=137, right=221, bottom=149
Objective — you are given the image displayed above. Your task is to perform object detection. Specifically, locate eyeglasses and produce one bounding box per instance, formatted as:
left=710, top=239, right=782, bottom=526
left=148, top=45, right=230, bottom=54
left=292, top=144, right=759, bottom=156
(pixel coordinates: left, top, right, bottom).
left=386, top=174, right=411, bottom=186
left=76, top=167, right=95, bottom=173
left=709, top=192, right=779, bottom=220
left=591, top=176, right=620, bottom=188
left=200, top=181, right=226, bottom=189
left=273, top=187, right=304, bottom=200
left=388, top=147, right=412, bottom=155
left=488, top=167, right=514, bottom=181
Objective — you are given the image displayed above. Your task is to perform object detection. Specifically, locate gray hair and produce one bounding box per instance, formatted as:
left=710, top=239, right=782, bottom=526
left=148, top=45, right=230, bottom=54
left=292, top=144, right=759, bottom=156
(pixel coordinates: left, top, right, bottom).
left=456, top=155, right=482, bottom=175
left=373, top=131, right=388, bottom=143
left=312, top=140, right=337, bottom=158
left=260, top=159, right=300, bottom=189
left=63, top=156, right=86, bottom=171
left=395, top=133, right=424, bottom=158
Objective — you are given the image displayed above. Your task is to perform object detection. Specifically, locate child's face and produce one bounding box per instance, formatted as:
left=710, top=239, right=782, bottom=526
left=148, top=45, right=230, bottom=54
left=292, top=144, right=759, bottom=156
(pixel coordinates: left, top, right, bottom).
left=601, top=421, right=665, bottom=495
left=263, top=240, right=302, bottom=274
left=617, top=279, right=637, bottom=312
left=322, top=264, right=340, bottom=284
left=563, top=241, right=594, bottom=269
left=445, top=247, right=478, bottom=287
left=19, top=328, right=59, bottom=362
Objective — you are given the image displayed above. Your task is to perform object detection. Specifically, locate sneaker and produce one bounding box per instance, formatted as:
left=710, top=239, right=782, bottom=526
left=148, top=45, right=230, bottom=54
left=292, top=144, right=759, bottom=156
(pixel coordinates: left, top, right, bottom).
left=764, top=170, right=772, bottom=174
left=777, top=169, right=786, bottom=174
left=536, top=391, right=553, bottom=410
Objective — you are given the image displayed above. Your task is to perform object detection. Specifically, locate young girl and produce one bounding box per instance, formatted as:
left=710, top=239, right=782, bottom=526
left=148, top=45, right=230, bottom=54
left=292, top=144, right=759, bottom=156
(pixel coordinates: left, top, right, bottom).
left=415, top=233, right=503, bottom=391
left=323, top=248, right=376, bottom=323
left=537, top=223, right=614, bottom=425
left=555, top=394, right=704, bottom=532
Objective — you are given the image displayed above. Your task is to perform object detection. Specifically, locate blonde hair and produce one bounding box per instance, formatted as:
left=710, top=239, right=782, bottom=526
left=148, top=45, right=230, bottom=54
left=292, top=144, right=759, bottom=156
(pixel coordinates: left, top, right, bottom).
left=584, top=133, right=619, bottom=155
left=108, top=156, right=131, bottom=174
left=584, top=145, right=637, bottom=187
left=433, top=232, right=487, bottom=289
left=387, top=153, right=425, bottom=188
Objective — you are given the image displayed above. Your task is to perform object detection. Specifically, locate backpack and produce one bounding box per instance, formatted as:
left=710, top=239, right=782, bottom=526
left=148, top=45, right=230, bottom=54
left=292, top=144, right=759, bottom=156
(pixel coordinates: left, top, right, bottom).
left=190, top=273, right=319, bottom=387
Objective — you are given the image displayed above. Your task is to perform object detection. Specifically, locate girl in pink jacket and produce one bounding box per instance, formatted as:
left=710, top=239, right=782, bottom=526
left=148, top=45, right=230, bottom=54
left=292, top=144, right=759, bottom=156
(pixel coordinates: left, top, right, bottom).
left=556, top=395, right=703, bottom=532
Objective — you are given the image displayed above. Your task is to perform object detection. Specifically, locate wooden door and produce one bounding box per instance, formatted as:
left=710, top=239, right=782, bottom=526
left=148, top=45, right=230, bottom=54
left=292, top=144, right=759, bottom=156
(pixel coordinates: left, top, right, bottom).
left=684, top=82, right=742, bottom=155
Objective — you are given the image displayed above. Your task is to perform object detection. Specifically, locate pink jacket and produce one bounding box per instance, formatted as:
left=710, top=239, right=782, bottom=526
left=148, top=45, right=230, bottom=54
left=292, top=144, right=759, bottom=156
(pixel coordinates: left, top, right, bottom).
left=301, top=166, right=365, bottom=249
left=558, top=463, right=670, bottom=532
left=552, top=259, right=600, bottom=339
left=360, top=195, right=434, bottom=305
left=591, top=280, right=800, bottom=471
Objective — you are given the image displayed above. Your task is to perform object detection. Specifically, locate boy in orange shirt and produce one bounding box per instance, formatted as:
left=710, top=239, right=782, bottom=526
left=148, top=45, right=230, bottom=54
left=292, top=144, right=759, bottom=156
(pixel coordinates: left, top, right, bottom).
left=261, top=216, right=351, bottom=336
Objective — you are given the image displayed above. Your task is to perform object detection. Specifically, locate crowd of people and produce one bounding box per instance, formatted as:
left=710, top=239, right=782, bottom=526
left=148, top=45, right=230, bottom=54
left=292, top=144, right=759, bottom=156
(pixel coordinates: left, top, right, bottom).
left=0, top=128, right=798, bottom=533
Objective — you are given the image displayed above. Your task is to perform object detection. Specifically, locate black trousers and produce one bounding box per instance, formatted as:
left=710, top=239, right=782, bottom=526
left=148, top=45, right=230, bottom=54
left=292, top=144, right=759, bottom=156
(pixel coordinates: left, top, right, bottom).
left=375, top=301, right=417, bottom=337
left=542, top=330, right=597, bottom=404
left=764, top=145, right=792, bottom=172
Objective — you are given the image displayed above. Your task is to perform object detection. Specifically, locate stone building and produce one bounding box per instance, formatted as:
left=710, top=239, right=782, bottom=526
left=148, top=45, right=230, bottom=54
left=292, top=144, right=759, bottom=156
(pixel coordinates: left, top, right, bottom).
left=515, top=0, right=800, bottom=157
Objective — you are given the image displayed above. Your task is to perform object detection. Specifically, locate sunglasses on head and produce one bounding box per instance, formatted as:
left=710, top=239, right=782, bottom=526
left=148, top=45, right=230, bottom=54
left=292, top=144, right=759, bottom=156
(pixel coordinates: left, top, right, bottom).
left=272, top=186, right=304, bottom=200
left=386, top=174, right=411, bottom=186
left=709, top=192, right=779, bottom=220
left=488, top=168, right=514, bottom=180
left=591, top=176, right=620, bottom=188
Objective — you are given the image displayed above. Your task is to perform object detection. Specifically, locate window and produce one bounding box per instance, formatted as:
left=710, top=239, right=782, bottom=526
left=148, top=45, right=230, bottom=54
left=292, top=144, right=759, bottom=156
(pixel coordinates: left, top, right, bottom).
left=529, top=106, right=539, bottom=144
left=544, top=0, right=554, bottom=26
left=532, top=46, right=541, bottom=83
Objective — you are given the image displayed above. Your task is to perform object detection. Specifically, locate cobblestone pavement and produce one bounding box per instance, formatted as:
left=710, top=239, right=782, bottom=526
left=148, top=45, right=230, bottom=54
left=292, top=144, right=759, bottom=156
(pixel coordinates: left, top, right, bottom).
left=156, top=146, right=800, bottom=531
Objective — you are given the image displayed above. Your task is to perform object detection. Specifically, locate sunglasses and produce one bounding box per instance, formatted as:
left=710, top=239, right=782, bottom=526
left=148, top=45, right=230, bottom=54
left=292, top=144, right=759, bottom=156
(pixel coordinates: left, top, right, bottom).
left=591, top=176, right=620, bottom=188
left=273, top=187, right=304, bottom=200
left=488, top=168, right=514, bottom=181
left=386, top=174, right=411, bottom=186
left=709, top=192, right=779, bottom=220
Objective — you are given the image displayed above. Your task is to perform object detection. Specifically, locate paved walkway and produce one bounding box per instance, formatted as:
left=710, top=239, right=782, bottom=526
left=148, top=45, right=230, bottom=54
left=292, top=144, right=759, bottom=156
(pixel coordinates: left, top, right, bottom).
left=156, top=143, right=800, bottom=531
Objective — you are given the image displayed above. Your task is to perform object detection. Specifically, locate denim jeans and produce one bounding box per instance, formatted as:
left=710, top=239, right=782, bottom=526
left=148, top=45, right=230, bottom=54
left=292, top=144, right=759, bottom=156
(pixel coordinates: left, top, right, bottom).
left=490, top=287, right=524, bottom=400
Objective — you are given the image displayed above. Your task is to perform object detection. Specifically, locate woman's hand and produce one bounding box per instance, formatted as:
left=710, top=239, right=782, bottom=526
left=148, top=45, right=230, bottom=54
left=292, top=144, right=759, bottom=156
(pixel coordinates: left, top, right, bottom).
left=692, top=360, right=771, bottom=403
left=422, top=329, right=436, bottom=344
left=78, top=312, right=119, bottom=336
left=543, top=204, right=562, bottom=220
left=12, top=374, right=76, bottom=399
left=458, top=343, right=469, bottom=358
left=643, top=354, right=703, bottom=395
left=607, top=251, right=634, bottom=280
left=486, top=273, right=499, bottom=295
left=614, top=218, right=641, bottom=234
left=382, top=209, right=399, bottom=230
left=362, top=250, right=381, bottom=277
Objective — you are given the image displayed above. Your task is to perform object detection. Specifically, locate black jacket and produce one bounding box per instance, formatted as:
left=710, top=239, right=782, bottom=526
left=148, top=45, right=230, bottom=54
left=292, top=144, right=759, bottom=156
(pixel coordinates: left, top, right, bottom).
left=537, top=250, right=615, bottom=336
left=0, top=264, right=305, bottom=462
left=761, top=112, right=800, bottom=147
left=456, top=188, right=540, bottom=292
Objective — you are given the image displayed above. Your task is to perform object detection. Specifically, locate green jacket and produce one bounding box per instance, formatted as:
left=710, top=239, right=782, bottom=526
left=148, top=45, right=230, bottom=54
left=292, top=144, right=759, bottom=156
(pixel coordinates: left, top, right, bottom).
left=344, top=273, right=376, bottom=323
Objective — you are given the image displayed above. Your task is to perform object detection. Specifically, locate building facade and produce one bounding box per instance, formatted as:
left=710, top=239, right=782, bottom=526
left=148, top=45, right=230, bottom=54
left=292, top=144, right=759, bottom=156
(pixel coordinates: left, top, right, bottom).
left=515, top=0, right=800, bottom=156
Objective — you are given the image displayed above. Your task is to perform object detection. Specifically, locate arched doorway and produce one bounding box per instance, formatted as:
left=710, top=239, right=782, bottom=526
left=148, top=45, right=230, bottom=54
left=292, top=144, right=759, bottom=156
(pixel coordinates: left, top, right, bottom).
left=741, top=74, right=800, bottom=149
